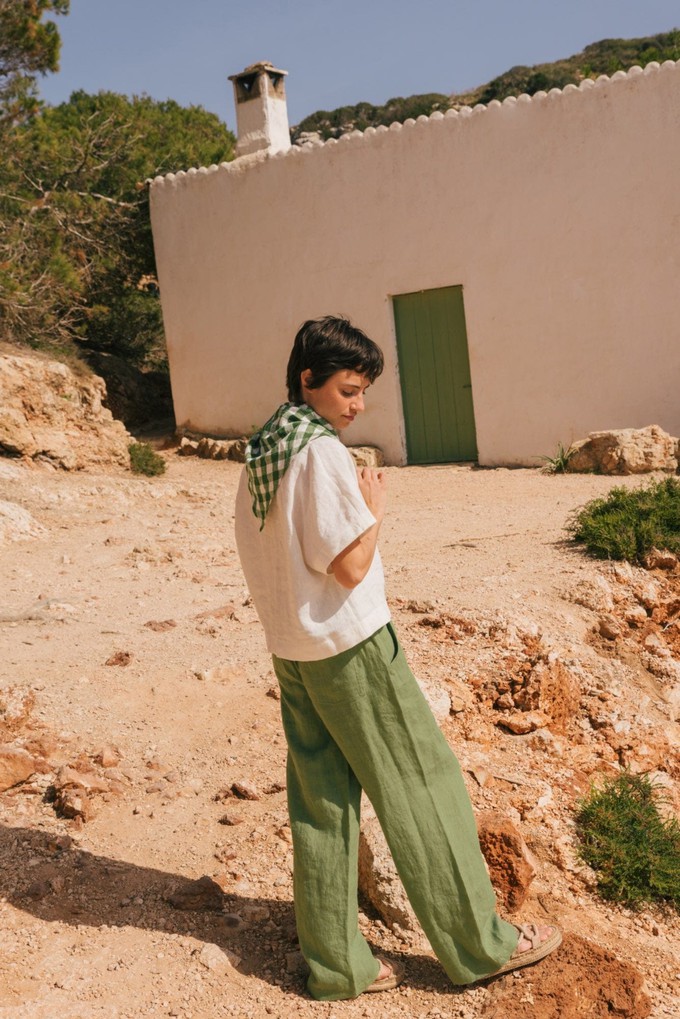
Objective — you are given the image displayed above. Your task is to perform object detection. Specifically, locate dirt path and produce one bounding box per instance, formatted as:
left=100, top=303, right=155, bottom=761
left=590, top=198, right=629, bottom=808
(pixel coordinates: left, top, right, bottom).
left=0, top=454, right=678, bottom=1018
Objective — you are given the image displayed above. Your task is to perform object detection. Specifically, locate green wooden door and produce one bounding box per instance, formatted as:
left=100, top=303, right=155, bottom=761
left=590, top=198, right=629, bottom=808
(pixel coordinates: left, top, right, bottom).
left=393, top=286, right=478, bottom=464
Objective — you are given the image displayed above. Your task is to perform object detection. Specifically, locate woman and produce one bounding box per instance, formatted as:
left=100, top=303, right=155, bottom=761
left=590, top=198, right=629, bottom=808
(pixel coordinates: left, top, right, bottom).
left=235, top=315, right=561, bottom=1001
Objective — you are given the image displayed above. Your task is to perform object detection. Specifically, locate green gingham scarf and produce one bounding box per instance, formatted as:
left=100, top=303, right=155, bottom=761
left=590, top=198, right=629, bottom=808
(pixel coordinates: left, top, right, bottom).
left=245, top=402, right=336, bottom=528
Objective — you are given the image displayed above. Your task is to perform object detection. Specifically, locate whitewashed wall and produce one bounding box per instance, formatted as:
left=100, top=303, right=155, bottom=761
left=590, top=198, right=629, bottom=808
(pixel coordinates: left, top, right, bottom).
left=150, top=62, right=680, bottom=465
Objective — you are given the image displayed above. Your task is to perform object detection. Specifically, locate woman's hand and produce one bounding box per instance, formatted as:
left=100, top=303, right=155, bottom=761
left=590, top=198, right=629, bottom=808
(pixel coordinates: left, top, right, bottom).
left=330, top=469, right=387, bottom=589
left=356, top=467, right=387, bottom=522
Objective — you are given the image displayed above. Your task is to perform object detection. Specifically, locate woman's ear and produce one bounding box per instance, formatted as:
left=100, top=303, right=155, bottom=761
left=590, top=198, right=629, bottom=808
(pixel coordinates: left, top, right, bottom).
left=300, top=369, right=313, bottom=393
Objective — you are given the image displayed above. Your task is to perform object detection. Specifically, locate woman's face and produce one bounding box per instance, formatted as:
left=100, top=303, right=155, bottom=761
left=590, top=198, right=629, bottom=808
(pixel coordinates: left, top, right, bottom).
left=301, top=369, right=371, bottom=431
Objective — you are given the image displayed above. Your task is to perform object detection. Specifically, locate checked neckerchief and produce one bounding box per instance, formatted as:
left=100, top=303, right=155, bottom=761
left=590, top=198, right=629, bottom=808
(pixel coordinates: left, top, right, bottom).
left=245, top=402, right=336, bottom=529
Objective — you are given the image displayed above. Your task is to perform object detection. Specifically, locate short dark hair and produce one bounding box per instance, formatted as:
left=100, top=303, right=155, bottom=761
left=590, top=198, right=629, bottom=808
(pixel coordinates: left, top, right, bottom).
left=286, top=316, right=384, bottom=403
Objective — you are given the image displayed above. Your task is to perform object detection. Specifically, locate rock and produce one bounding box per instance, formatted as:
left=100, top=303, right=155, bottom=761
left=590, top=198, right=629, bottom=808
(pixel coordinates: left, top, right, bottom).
left=348, top=445, right=386, bottom=468
left=0, top=745, right=36, bottom=791
left=496, top=710, right=551, bottom=734
left=0, top=351, right=132, bottom=468
left=231, top=779, right=260, bottom=800
left=178, top=434, right=247, bottom=461
left=358, top=815, right=425, bottom=944
left=598, top=614, right=623, bottom=640
left=476, top=811, right=536, bottom=911
left=567, top=425, right=678, bottom=475
left=197, top=943, right=241, bottom=972
left=218, top=813, right=244, bottom=825
left=54, top=787, right=93, bottom=822
left=144, top=619, right=177, bottom=632
left=486, top=932, right=651, bottom=1019
left=624, top=604, right=648, bottom=627
left=569, top=576, right=615, bottom=613
left=97, top=745, right=121, bottom=768
left=0, top=501, right=47, bottom=544
left=55, top=766, right=110, bottom=794
left=416, top=677, right=451, bottom=723
left=167, top=875, right=225, bottom=911
left=0, top=687, right=35, bottom=732
left=105, top=651, right=133, bottom=667
left=195, top=664, right=244, bottom=683
left=286, top=949, right=307, bottom=975
left=513, top=659, right=581, bottom=732
left=52, top=765, right=109, bottom=821
left=227, top=438, right=247, bottom=463
left=405, top=599, right=435, bottom=613
left=644, top=547, right=679, bottom=571
left=178, top=437, right=199, bottom=456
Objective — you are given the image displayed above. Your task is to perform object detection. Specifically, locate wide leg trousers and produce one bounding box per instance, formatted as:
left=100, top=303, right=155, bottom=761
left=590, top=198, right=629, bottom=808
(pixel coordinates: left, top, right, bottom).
left=272, top=623, right=518, bottom=1001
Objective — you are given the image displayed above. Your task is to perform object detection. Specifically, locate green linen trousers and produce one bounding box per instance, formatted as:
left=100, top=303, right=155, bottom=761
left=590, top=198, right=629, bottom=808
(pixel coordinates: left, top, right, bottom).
left=272, top=622, right=518, bottom=1001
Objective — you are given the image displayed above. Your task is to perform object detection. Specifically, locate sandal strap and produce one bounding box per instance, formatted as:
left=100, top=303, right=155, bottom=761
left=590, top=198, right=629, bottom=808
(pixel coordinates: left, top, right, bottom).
left=515, top=922, right=542, bottom=950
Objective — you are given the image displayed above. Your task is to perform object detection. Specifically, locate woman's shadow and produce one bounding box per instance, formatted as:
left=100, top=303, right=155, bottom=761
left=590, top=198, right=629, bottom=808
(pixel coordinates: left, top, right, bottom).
left=0, top=822, right=448, bottom=994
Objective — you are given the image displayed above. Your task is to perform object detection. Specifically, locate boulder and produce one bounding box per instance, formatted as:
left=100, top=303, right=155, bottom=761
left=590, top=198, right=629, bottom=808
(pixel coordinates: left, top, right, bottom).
left=567, top=425, right=678, bottom=475
left=0, top=351, right=132, bottom=469
left=358, top=815, right=426, bottom=945
left=476, top=811, right=536, bottom=911
left=349, top=446, right=385, bottom=468
left=0, top=745, right=36, bottom=791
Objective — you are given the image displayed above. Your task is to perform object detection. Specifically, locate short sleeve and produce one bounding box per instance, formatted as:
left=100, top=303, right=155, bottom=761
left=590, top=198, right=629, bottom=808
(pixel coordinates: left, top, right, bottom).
left=295, top=438, right=377, bottom=575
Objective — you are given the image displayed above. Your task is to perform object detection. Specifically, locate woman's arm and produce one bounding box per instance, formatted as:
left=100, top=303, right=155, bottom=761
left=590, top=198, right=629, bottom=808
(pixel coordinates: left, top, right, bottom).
left=330, top=468, right=387, bottom=589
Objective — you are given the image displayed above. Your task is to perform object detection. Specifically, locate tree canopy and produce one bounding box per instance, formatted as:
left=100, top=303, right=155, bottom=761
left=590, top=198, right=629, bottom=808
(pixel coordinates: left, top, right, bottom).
left=0, top=0, right=70, bottom=125
left=1, top=90, right=235, bottom=366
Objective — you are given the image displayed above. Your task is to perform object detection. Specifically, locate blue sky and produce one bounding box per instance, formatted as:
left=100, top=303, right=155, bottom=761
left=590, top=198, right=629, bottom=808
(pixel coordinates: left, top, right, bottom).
left=39, top=1, right=679, bottom=130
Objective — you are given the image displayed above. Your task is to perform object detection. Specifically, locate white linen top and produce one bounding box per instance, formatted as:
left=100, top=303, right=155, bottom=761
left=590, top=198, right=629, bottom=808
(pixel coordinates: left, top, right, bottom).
left=234, top=435, right=390, bottom=661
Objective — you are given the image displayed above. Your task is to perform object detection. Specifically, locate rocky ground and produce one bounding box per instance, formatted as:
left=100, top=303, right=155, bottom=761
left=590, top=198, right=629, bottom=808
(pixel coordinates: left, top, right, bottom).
left=0, top=450, right=678, bottom=1019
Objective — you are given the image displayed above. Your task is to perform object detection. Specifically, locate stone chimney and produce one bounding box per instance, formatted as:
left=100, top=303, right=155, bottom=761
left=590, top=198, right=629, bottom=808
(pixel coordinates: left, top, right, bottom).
left=228, top=61, right=291, bottom=157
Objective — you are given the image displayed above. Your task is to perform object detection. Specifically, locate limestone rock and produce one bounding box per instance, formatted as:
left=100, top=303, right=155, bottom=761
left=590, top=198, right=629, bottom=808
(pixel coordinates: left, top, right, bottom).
left=358, top=815, right=427, bottom=945
left=96, top=745, right=121, bottom=769
left=416, top=677, right=451, bottom=723
left=231, top=779, right=260, bottom=800
left=476, top=811, right=536, bottom=911
left=0, top=745, right=36, bottom=791
left=0, top=501, right=46, bottom=544
left=177, top=434, right=247, bottom=461
left=567, top=425, right=678, bottom=475
left=644, top=547, right=678, bottom=571
left=599, top=614, right=623, bottom=640
left=0, top=351, right=132, bottom=469
left=497, top=710, right=551, bottom=734
left=197, top=943, right=241, bottom=972
left=348, top=446, right=386, bottom=468
left=569, top=576, right=615, bottom=613
left=0, top=687, right=35, bottom=732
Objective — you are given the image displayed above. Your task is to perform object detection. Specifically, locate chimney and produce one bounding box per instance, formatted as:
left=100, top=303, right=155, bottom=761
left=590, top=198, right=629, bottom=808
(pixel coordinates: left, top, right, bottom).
left=228, top=61, right=291, bottom=157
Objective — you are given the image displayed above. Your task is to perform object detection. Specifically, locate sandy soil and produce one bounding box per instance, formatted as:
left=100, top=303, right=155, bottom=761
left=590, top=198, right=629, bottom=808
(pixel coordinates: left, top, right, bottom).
left=0, top=452, right=678, bottom=1019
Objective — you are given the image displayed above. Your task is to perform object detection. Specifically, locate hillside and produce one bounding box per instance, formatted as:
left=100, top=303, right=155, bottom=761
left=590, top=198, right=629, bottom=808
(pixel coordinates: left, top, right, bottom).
left=292, top=29, right=680, bottom=141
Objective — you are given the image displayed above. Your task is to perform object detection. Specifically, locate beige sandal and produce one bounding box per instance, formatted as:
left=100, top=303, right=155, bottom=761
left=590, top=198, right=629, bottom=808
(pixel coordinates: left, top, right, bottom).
left=363, top=957, right=405, bottom=993
left=492, top=922, right=562, bottom=977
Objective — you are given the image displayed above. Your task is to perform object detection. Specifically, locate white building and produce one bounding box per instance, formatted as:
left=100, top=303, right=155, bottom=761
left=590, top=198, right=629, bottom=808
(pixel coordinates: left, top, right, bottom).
left=150, top=59, right=680, bottom=466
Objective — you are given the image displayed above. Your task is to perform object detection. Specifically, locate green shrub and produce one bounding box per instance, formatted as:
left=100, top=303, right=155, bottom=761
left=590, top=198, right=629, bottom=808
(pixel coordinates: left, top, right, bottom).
left=567, top=476, right=680, bottom=562
left=128, top=441, right=166, bottom=477
left=576, top=772, right=680, bottom=909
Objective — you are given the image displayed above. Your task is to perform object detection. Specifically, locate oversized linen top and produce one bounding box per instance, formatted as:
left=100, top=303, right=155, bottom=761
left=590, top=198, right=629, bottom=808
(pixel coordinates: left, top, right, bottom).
left=234, top=435, right=390, bottom=661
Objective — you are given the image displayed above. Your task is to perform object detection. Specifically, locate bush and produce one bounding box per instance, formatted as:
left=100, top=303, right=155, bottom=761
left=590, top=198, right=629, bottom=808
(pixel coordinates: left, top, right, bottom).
left=576, top=772, right=680, bottom=909
left=567, top=477, right=680, bottom=562
left=128, top=441, right=165, bottom=477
